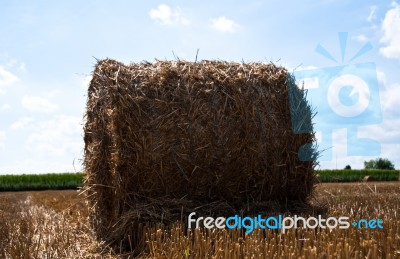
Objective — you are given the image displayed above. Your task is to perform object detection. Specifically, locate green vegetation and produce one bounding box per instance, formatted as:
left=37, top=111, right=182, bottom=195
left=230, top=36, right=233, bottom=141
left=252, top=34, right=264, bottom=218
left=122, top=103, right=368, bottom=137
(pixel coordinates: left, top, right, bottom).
left=344, top=165, right=351, bottom=170
left=0, top=169, right=398, bottom=191
left=364, top=157, right=395, bottom=170
left=0, top=173, right=83, bottom=192
left=316, top=169, right=399, bottom=182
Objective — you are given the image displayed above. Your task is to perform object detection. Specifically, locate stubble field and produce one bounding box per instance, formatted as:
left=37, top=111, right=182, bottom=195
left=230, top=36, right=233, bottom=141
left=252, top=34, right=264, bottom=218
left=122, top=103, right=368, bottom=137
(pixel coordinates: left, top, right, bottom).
left=0, top=182, right=399, bottom=258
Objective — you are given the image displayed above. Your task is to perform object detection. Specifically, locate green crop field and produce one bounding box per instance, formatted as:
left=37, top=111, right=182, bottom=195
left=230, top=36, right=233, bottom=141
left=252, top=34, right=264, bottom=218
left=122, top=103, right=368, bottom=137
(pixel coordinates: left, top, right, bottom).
left=316, top=169, right=399, bottom=182
left=0, top=173, right=83, bottom=192
left=0, top=170, right=398, bottom=192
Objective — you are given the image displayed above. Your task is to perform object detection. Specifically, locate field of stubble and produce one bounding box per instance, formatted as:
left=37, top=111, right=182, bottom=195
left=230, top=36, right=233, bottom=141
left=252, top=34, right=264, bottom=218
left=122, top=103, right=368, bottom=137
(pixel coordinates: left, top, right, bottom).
left=0, top=182, right=399, bottom=258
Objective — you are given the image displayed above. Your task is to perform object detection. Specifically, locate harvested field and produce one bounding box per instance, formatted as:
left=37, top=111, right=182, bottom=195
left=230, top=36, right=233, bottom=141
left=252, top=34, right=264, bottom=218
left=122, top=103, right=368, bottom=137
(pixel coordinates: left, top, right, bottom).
left=0, top=182, right=399, bottom=258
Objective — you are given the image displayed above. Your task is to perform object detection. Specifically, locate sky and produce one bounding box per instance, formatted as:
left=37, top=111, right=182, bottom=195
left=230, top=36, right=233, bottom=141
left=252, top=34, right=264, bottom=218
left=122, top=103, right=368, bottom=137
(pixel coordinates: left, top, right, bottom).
left=0, top=0, right=399, bottom=174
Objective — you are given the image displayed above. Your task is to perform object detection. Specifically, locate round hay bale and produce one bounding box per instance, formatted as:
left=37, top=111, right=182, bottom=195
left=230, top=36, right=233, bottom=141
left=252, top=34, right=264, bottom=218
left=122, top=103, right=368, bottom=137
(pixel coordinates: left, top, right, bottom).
left=83, top=59, right=317, bottom=252
left=363, top=175, right=374, bottom=182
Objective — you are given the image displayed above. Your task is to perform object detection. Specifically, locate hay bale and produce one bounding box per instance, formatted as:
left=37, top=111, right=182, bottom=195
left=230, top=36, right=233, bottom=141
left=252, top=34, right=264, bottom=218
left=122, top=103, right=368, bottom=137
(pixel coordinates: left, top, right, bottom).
left=83, top=59, right=317, bottom=252
left=363, top=175, right=374, bottom=182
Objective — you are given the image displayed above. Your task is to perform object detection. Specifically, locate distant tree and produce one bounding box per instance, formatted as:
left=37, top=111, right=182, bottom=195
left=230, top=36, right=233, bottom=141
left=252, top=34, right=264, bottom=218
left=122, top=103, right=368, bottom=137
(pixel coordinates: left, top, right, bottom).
left=364, top=158, right=395, bottom=170
left=364, top=160, right=375, bottom=169
left=344, top=165, right=351, bottom=170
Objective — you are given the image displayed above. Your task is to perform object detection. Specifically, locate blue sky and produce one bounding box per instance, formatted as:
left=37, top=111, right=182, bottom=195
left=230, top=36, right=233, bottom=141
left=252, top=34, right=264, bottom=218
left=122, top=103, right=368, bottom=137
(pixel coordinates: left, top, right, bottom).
left=0, top=0, right=399, bottom=173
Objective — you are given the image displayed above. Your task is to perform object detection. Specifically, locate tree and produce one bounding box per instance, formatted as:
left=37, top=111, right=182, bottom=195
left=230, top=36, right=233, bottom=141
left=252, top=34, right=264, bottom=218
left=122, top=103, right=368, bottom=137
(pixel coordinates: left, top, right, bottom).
left=364, top=158, right=395, bottom=170
left=344, top=165, right=351, bottom=170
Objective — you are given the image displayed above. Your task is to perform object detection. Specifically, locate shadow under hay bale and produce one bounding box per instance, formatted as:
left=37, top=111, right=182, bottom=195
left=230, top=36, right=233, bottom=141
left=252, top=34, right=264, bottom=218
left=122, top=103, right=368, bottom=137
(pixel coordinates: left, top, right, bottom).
left=83, top=58, right=318, bottom=253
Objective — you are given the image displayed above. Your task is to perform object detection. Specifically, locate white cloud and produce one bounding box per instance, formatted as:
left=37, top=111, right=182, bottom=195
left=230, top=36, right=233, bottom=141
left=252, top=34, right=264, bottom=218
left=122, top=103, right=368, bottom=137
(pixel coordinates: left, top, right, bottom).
left=149, top=4, right=190, bottom=26
left=357, top=118, right=400, bottom=146
left=0, top=103, right=10, bottom=111
left=6, top=59, right=18, bottom=68
left=22, top=95, right=58, bottom=113
left=0, top=116, right=84, bottom=174
left=379, top=83, right=400, bottom=118
left=318, top=128, right=366, bottom=169
left=356, top=116, right=400, bottom=169
left=353, top=34, right=369, bottom=42
left=210, top=16, right=241, bottom=33
left=0, top=66, right=19, bottom=95
left=0, top=131, right=5, bottom=150
left=319, top=126, right=400, bottom=170
left=26, top=115, right=82, bottom=157
left=377, top=69, right=386, bottom=87
left=0, top=158, right=82, bottom=174
left=10, top=117, right=34, bottom=130
left=47, top=89, right=61, bottom=98
left=380, top=2, right=400, bottom=59
left=367, top=5, right=377, bottom=22
left=19, top=62, right=26, bottom=72
left=4, top=57, right=26, bottom=72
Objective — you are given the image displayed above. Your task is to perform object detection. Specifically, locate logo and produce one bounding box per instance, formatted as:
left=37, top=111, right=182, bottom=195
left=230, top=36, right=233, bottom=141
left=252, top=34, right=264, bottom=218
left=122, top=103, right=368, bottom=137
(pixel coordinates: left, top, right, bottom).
left=188, top=212, right=384, bottom=234
left=289, top=32, right=382, bottom=161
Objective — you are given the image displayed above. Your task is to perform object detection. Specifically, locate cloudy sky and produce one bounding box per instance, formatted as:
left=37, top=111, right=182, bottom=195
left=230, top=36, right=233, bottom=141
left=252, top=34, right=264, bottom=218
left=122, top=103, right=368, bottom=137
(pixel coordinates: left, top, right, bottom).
left=0, top=0, right=399, bottom=173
